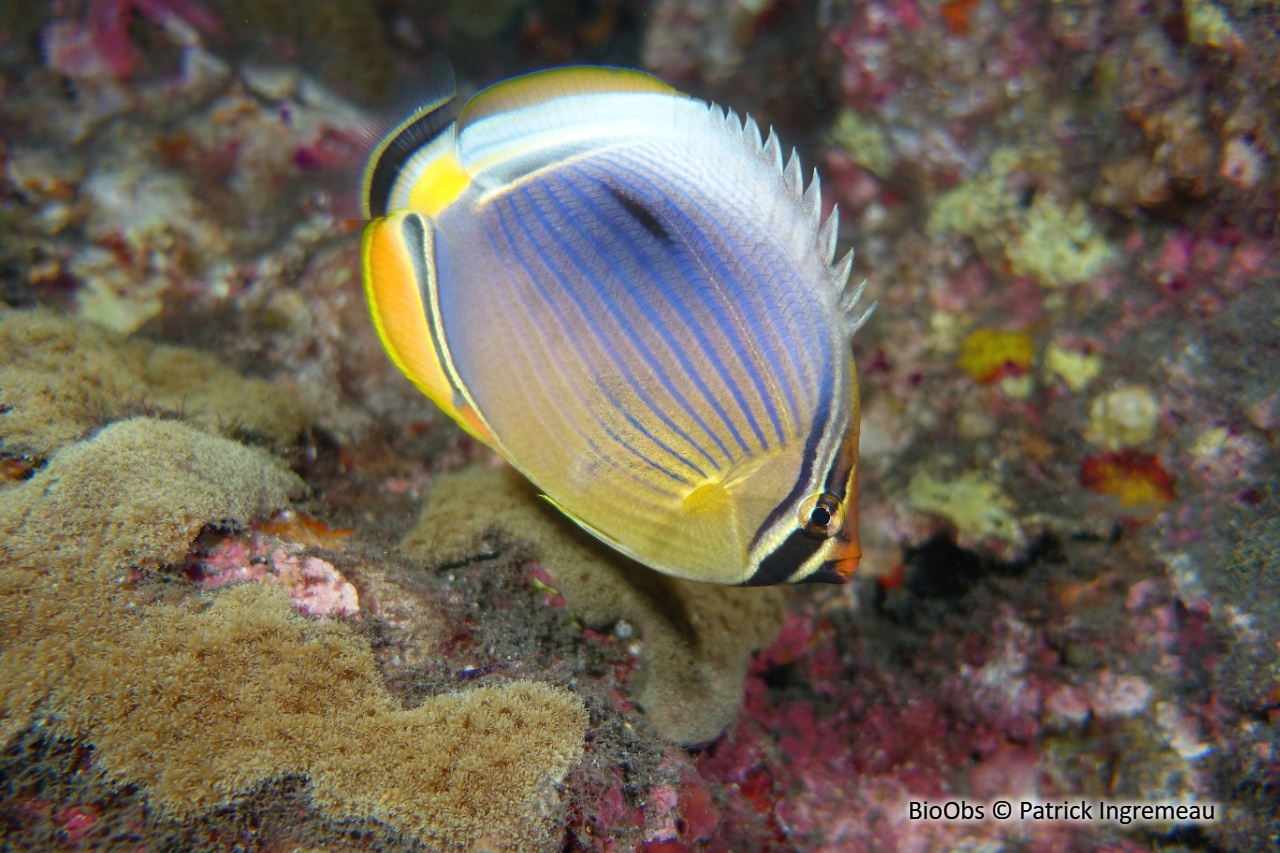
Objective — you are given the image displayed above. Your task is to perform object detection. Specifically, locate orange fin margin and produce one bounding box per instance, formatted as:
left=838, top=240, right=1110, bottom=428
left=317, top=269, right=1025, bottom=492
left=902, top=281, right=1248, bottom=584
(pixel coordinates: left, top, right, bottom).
left=361, top=212, right=497, bottom=448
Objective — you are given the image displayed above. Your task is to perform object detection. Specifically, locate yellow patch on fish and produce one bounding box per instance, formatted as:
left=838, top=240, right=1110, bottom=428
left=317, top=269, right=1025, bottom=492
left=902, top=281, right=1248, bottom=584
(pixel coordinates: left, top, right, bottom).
left=407, top=152, right=470, bottom=217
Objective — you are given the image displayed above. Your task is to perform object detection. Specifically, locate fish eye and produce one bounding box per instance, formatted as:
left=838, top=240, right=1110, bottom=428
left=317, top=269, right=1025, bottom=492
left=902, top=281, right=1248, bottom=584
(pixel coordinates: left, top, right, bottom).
left=798, top=493, right=845, bottom=539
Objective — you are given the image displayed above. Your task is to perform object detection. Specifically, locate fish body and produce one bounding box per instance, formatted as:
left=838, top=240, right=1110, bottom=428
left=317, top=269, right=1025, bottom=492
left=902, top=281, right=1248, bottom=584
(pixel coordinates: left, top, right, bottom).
left=359, top=64, right=872, bottom=585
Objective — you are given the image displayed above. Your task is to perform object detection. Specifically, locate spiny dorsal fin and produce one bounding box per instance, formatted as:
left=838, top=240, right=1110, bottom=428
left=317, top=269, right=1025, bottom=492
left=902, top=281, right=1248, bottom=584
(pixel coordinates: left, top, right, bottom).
left=762, top=127, right=783, bottom=171
left=802, top=169, right=823, bottom=234
left=817, top=205, right=839, bottom=265
left=743, top=115, right=763, bottom=153
left=831, top=249, right=855, bottom=292
left=847, top=301, right=877, bottom=335
left=783, top=148, right=803, bottom=198
left=840, top=276, right=867, bottom=314
left=840, top=277, right=875, bottom=334
left=717, top=103, right=867, bottom=323
left=460, top=64, right=675, bottom=127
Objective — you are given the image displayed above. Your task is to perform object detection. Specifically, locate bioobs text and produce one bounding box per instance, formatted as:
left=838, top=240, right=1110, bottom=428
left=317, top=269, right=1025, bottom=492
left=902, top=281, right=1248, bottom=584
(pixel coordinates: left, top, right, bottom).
left=908, top=801, right=984, bottom=821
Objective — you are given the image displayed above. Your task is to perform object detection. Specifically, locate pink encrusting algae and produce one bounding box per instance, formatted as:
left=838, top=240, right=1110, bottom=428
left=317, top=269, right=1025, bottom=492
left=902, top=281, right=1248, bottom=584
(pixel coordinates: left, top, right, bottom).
left=183, top=514, right=360, bottom=619
left=43, top=0, right=222, bottom=79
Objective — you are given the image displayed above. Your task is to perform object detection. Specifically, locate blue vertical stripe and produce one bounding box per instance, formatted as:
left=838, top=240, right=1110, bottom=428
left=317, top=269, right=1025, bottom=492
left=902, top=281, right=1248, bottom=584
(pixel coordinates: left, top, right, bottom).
left=553, top=169, right=786, bottom=451
left=610, top=152, right=820, bottom=414
left=614, top=149, right=822, bottom=426
left=748, top=363, right=838, bottom=552
left=541, top=173, right=768, bottom=455
left=486, top=191, right=729, bottom=474
left=481, top=217, right=694, bottom=503
left=503, top=184, right=741, bottom=464
left=580, top=164, right=796, bottom=446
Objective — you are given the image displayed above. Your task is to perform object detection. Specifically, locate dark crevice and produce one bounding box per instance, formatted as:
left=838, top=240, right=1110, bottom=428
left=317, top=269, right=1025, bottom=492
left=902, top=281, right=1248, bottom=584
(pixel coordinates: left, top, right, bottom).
left=903, top=529, right=1060, bottom=600
left=873, top=530, right=1063, bottom=627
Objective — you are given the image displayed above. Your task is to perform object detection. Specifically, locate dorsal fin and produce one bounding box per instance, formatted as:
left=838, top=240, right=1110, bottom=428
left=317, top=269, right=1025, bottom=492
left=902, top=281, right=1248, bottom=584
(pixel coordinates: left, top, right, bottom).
left=454, top=64, right=875, bottom=336
left=817, top=207, right=839, bottom=264
left=836, top=260, right=874, bottom=336
left=782, top=148, right=803, bottom=198
left=841, top=278, right=876, bottom=335
left=743, top=115, right=763, bottom=152
left=848, top=301, right=877, bottom=335
left=459, top=65, right=675, bottom=127
left=762, top=127, right=783, bottom=171
left=840, top=277, right=867, bottom=314
left=802, top=169, right=823, bottom=234
left=831, top=249, right=855, bottom=292
left=722, top=107, right=858, bottom=302
left=454, top=66, right=688, bottom=191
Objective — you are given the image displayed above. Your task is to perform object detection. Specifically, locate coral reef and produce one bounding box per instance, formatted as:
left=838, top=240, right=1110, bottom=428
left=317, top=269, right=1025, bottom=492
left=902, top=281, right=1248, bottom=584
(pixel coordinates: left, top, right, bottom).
left=1080, top=449, right=1178, bottom=508
left=187, top=524, right=361, bottom=617
left=955, top=327, right=1035, bottom=386
left=1084, top=386, right=1162, bottom=450
left=0, top=417, right=306, bottom=741
left=907, top=469, right=1024, bottom=550
left=0, top=307, right=307, bottom=455
left=1, top=0, right=1277, bottom=849
left=0, top=415, right=587, bottom=852
left=402, top=465, right=787, bottom=746
left=43, top=0, right=223, bottom=80
left=927, top=148, right=1117, bottom=288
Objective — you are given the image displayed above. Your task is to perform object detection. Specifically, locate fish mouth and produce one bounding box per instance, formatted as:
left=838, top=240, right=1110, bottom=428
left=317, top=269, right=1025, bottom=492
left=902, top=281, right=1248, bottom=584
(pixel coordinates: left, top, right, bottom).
left=828, top=553, right=860, bottom=580
left=796, top=553, right=859, bottom=584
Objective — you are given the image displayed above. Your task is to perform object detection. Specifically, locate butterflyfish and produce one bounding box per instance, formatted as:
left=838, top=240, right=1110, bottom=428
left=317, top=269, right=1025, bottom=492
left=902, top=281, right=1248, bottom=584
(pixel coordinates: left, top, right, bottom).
left=355, top=63, right=874, bottom=585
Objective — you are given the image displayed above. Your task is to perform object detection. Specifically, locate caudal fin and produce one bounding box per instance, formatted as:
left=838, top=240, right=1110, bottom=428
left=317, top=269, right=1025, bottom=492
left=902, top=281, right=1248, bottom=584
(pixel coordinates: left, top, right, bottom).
left=315, top=55, right=458, bottom=221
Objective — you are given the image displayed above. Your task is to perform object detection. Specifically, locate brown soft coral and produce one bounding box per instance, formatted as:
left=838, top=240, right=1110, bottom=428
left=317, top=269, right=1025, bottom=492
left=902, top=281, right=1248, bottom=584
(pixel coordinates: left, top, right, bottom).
left=0, top=418, right=586, bottom=852
left=402, top=465, right=787, bottom=745
left=0, top=307, right=307, bottom=456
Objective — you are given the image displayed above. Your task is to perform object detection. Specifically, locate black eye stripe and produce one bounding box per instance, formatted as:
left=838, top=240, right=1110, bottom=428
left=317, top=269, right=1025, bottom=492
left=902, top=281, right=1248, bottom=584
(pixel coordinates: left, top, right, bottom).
left=745, top=412, right=857, bottom=583
left=745, top=364, right=858, bottom=582
left=747, top=394, right=834, bottom=550
left=818, top=420, right=856, bottom=501
left=743, top=528, right=825, bottom=586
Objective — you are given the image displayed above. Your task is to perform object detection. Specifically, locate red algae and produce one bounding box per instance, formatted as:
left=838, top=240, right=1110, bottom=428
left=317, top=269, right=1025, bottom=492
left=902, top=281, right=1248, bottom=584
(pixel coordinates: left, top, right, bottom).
left=53, top=804, right=102, bottom=844
left=940, top=0, right=980, bottom=37
left=1080, top=450, right=1178, bottom=507
left=184, top=519, right=360, bottom=618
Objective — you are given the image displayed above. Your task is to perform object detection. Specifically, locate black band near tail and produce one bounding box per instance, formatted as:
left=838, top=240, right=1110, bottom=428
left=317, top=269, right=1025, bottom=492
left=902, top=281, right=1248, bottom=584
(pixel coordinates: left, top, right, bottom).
left=367, top=100, right=457, bottom=218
